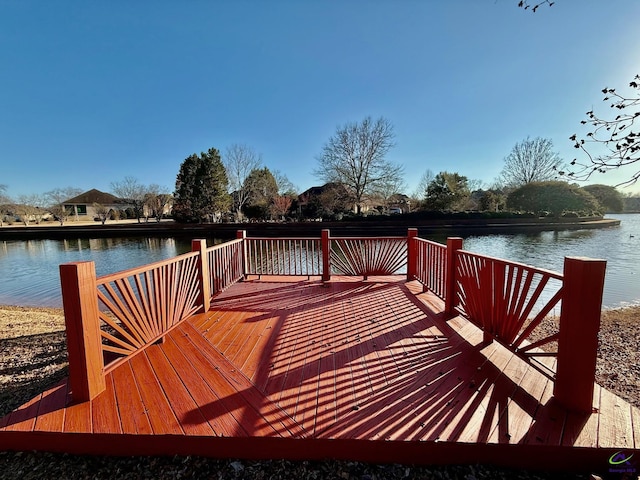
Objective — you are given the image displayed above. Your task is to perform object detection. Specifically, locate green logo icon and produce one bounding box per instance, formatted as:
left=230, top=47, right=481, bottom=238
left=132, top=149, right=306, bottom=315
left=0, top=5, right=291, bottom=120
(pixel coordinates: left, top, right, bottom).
left=609, top=451, right=634, bottom=466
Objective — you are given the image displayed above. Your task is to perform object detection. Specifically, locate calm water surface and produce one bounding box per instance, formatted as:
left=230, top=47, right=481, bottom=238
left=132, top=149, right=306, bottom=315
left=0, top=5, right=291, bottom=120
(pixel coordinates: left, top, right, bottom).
left=0, top=214, right=638, bottom=308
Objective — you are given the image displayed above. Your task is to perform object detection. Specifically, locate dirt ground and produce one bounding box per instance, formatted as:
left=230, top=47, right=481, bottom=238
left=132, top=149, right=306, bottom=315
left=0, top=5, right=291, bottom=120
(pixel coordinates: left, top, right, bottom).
left=1, top=304, right=638, bottom=479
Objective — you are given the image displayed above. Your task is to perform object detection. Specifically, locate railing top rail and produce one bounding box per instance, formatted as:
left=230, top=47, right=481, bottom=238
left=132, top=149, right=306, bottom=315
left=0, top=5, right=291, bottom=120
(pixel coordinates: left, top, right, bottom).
left=206, top=237, right=243, bottom=252
left=331, top=235, right=407, bottom=241
left=96, top=250, right=200, bottom=285
left=245, top=236, right=321, bottom=241
left=414, top=237, right=446, bottom=247
left=457, top=248, right=564, bottom=280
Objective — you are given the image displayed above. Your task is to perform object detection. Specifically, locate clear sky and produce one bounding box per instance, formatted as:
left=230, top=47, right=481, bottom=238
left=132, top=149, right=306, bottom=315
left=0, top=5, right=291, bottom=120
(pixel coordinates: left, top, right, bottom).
left=1, top=1, right=639, bottom=200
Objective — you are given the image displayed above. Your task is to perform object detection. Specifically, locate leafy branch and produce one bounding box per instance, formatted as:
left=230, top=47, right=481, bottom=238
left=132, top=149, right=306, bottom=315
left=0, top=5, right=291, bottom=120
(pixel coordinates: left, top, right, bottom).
left=565, top=75, right=640, bottom=186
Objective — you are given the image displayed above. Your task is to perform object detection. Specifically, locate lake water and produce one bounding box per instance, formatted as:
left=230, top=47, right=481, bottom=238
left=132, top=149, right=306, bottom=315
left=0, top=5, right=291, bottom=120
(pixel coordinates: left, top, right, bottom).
left=0, top=214, right=638, bottom=309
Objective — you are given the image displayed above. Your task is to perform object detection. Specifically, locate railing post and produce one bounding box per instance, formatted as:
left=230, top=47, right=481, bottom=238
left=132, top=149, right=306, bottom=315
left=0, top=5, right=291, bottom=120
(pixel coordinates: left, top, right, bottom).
left=322, top=229, right=331, bottom=282
left=59, top=261, right=106, bottom=402
left=554, top=256, right=606, bottom=413
left=407, top=228, right=418, bottom=281
left=192, top=239, right=211, bottom=313
left=444, top=237, right=463, bottom=318
left=237, top=230, right=247, bottom=279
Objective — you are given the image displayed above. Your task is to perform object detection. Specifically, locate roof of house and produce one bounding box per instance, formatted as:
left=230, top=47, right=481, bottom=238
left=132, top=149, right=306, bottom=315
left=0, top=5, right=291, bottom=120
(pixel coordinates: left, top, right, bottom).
left=63, top=189, right=123, bottom=205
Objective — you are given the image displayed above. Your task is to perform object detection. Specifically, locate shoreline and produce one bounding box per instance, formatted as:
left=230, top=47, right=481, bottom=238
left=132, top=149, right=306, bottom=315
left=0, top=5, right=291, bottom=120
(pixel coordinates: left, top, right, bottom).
left=0, top=216, right=622, bottom=241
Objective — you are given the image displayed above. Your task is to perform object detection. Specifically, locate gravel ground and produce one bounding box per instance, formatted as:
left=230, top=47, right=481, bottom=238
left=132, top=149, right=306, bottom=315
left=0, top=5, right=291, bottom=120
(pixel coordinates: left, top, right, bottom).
left=1, top=304, right=638, bottom=480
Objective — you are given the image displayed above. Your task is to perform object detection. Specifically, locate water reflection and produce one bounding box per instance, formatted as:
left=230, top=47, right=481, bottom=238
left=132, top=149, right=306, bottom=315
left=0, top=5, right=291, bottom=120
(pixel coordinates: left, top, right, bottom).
left=0, top=237, right=195, bottom=308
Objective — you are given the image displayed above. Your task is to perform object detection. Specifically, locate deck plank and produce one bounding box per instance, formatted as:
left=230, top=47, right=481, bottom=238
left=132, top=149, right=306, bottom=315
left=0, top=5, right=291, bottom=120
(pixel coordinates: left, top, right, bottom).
left=144, top=346, right=215, bottom=437
left=179, top=321, right=305, bottom=437
left=562, top=384, right=601, bottom=448
left=160, top=331, right=244, bottom=437
left=111, top=360, right=153, bottom=435
left=481, top=357, right=531, bottom=445
left=33, top=379, right=68, bottom=432
left=4, top=392, right=41, bottom=432
left=91, top=374, right=122, bottom=434
left=164, top=328, right=250, bottom=437
left=633, top=404, right=640, bottom=448
left=598, top=385, right=635, bottom=449
left=62, top=397, right=92, bottom=433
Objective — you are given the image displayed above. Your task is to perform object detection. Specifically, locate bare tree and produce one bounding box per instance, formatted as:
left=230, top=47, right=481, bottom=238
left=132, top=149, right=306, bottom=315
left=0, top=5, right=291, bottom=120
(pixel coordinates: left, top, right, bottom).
left=145, top=184, right=173, bottom=222
left=93, top=203, right=110, bottom=225
left=0, top=185, right=11, bottom=227
left=272, top=170, right=297, bottom=195
left=315, top=116, right=402, bottom=214
left=46, top=187, right=82, bottom=225
left=412, top=169, right=435, bottom=201
left=371, top=174, right=406, bottom=213
left=567, top=75, right=640, bottom=186
left=15, top=194, right=46, bottom=226
left=500, top=137, right=564, bottom=187
left=224, top=144, right=262, bottom=221
left=270, top=195, right=293, bottom=221
left=111, top=177, right=147, bottom=223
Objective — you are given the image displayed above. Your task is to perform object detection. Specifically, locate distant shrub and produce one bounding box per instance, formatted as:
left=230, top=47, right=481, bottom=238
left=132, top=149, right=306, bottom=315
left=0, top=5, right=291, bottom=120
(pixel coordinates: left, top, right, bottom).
left=507, top=181, right=601, bottom=217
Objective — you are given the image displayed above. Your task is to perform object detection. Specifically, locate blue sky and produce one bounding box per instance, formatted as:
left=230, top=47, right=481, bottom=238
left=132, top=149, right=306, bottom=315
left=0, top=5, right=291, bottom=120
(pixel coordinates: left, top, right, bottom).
left=1, top=1, right=639, bottom=199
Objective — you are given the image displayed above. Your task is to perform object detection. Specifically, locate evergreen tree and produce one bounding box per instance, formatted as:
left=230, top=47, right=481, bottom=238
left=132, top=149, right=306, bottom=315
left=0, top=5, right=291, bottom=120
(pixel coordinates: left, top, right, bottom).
left=243, top=167, right=278, bottom=220
left=173, top=148, right=230, bottom=223
left=423, top=172, right=470, bottom=211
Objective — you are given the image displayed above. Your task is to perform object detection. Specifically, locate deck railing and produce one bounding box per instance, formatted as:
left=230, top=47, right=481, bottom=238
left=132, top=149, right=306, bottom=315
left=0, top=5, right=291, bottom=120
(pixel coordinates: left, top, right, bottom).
left=244, top=236, right=323, bottom=276
left=60, top=227, right=606, bottom=413
left=205, top=237, right=245, bottom=296
left=413, top=237, right=447, bottom=299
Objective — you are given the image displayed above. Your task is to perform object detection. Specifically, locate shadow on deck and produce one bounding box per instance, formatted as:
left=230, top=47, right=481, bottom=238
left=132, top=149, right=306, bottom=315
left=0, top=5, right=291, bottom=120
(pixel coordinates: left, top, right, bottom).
left=1, top=276, right=638, bottom=473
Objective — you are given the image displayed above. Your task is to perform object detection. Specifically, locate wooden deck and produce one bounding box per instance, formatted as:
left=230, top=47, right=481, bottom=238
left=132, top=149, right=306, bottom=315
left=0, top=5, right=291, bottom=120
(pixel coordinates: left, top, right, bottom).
left=1, top=276, right=638, bottom=472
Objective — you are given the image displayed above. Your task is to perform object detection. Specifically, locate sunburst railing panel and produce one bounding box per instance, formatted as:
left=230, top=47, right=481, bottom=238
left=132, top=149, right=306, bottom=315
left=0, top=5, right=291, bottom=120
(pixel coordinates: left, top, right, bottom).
left=96, top=251, right=202, bottom=372
left=330, top=237, right=407, bottom=277
left=455, top=249, right=564, bottom=376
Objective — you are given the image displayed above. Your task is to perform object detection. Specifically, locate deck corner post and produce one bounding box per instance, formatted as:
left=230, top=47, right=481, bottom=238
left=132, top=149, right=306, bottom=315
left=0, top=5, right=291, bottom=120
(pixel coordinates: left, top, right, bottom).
left=444, top=237, right=463, bottom=318
left=554, top=256, right=606, bottom=413
left=407, top=228, right=418, bottom=281
left=192, top=239, right=211, bottom=312
left=59, top=261, right=106, bottom=402
left=237, top=230, right=247, bottom=279
left=321, top=229, right=331, bottom=282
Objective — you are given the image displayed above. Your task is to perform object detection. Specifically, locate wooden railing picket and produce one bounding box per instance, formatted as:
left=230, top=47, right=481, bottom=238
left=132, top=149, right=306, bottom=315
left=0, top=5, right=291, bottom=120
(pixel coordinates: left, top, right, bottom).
left=322, top=229, right=331, bottom=281
left=59, top=261, right=106, bottom=402
left=407, top=228, right=418, bottom=281
left=554, top=256, right=606, bottom=413
left=237, top=230, right=247, bottom=279
left=445, top=237, right=463, bottom=318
